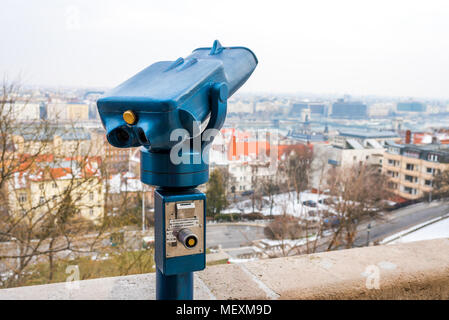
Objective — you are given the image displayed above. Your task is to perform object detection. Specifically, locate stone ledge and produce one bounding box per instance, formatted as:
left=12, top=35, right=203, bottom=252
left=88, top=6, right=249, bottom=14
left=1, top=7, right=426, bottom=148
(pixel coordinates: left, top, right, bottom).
left=1, top=239, right=448, bottom=300
left=239, top=238, right=449, bottom=299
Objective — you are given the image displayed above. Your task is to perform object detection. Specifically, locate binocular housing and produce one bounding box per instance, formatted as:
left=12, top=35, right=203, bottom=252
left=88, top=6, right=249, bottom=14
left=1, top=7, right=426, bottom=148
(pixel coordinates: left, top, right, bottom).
left=97, top=40, right=257, bottom=188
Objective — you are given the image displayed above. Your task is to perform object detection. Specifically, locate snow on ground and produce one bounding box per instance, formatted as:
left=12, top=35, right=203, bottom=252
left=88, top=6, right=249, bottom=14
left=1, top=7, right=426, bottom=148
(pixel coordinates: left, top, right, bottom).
left=225, top=236, right=320, bottom=263
left=228, top=257, right=258, bottom=264
left=258, top=237, right=318, bottom=248
left=223, top=191, right=331, bottom=219
left=382, top=215, right=449, bottom=245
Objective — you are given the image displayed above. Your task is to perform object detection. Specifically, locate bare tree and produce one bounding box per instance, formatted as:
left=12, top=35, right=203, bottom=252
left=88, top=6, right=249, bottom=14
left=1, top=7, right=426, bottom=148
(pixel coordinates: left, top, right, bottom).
left=0, top=82, right=109, bottom=287
left=425, top=168, right=447, bottom=200
left=325, top=164, right=389, bottom=250
left=278, top=146, right=314, bottom=203
left=260, top=176, right=280, bottom=216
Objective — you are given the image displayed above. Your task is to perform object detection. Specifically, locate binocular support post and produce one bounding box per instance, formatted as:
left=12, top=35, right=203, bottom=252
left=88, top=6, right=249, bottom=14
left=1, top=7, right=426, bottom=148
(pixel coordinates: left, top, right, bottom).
left=156, top=268, right=193, bottom=300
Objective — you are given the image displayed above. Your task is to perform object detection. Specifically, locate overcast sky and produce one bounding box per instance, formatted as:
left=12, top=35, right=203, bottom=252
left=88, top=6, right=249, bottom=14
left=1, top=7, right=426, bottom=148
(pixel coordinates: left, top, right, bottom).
left=1, top=0, right=449, bottom=99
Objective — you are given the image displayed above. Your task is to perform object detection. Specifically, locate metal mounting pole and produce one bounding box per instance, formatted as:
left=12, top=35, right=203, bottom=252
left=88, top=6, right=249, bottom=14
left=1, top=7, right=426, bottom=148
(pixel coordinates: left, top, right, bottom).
left=142, top=186, right=146, bottom=232
left=156, top=268, right=193, bottom=300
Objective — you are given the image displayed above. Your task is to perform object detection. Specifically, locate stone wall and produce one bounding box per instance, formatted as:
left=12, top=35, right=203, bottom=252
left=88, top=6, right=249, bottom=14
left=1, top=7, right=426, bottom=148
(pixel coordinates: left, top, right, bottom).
left=1, top=239, right=448, bottom=300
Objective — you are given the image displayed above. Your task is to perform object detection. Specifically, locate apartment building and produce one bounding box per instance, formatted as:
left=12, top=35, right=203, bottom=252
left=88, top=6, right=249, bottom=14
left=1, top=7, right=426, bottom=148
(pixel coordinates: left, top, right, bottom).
left=317, top=130, right=400, bottom=170
left=8, top=158, right=104, bottom=223
left=383, top=143, right=449, bottom=200
left=13, top=126, right=93, bottom=157
left=67, top=103, right=89, bottom=121
left=90, top=128, right=134, bottom=173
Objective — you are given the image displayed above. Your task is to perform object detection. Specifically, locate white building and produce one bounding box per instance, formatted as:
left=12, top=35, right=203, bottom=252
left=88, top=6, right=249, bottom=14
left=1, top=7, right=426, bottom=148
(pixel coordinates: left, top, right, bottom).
left=10, top=102, right=41, bottom=120
left=311, top=130, right=400, bottom=190
left=368, top=102, right=394, bottom=117
left=227, top=98, right=254, bottom=113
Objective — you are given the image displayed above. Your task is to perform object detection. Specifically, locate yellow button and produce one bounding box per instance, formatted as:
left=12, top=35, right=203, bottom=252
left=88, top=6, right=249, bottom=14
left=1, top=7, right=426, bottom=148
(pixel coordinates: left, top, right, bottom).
left=187, top=238, right=196, bottom=247
left=123, top=110, right=137, bottom=125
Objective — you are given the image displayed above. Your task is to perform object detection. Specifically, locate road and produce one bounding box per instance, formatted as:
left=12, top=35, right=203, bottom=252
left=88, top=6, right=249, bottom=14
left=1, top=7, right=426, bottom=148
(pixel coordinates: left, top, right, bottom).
left=206, top=224, right=266, bottom=249
left=354, top=201, right=449, bottom=247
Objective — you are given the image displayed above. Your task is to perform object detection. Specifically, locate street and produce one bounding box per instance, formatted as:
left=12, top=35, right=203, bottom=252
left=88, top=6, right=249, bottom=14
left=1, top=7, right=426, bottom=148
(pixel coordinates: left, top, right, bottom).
left=206, top=224, right=266, bottom=249
left=353, top=201, right=449, bottom=247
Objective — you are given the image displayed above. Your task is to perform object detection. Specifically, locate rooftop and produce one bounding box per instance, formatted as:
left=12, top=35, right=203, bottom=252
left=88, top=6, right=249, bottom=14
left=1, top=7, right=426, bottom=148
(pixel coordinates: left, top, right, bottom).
left=338, top=129, right=399, bottom=139
left=387, top=143, right=449, bottom=162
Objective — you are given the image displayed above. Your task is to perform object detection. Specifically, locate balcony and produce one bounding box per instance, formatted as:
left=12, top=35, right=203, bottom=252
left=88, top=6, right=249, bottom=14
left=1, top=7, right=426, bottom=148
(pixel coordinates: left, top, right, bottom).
left=1, top=239, right=448, bottom=299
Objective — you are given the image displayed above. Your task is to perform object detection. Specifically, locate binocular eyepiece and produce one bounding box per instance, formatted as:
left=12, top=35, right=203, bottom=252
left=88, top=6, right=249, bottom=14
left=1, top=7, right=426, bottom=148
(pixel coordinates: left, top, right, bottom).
left=176, top=228, right=198, bottom=249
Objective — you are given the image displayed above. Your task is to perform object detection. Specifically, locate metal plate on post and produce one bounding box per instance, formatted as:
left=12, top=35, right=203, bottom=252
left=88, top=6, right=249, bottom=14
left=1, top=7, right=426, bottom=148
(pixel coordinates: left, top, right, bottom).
left=165, top=200, right=204, bottom=258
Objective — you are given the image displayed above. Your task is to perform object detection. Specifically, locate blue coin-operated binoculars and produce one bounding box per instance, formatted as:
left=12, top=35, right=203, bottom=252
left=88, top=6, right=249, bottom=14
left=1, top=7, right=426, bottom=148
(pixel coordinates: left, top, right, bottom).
left=97, top=40, right=257, bottom=300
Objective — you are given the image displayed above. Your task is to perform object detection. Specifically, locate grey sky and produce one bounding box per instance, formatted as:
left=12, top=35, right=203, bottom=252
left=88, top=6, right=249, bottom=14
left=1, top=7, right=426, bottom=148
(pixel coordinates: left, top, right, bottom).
left=1, top=0, right=449, bottom=99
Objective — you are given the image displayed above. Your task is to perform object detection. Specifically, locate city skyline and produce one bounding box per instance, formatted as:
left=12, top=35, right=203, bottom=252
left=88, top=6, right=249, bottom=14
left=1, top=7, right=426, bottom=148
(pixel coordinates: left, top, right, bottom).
left=1, top=0, right=449, bottom=99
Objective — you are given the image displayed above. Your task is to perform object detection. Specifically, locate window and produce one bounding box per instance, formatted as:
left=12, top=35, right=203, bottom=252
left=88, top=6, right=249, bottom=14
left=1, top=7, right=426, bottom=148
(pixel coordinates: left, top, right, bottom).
left=426, top=167, right=434, bottom=174
left=89, top=208, right=94, bottom=216
left=52, top=182, right=57, bottom=188
left=39, top=183, right=44, bottom=190
left=388, top=159, right=400, bottom=166
left=404, top=175, right=418, bottom=183
left=19, top=193, right=27, bottom=203
left=404, top=186, right=417, bottom=195
left=388, top=147, right=400, bottom=154
left=406, top=163, right=415, bottom=171
left=428, top=154, right=439, bottom=162
left=39, top=196, right=45, bottom=204
left=387, top=170, right=399, bottom=178
left=425, top=180, right=433, bottom=186
left=388, top=171, right=399, bottom=178
left=404, top=151, right=419, bottom=159
left=387, top=182, right=398, bottom=189
left=89, top=192, right=94, bottom=201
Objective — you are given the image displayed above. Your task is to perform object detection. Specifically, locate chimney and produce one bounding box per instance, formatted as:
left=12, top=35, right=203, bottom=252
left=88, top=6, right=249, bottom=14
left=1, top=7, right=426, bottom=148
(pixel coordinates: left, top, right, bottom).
left=405, top=130, right=411, bottom=144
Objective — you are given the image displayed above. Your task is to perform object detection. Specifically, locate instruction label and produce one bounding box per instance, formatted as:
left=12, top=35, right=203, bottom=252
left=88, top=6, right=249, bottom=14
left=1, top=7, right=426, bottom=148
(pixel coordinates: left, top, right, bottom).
left=166, top=218, right=199, bottom=242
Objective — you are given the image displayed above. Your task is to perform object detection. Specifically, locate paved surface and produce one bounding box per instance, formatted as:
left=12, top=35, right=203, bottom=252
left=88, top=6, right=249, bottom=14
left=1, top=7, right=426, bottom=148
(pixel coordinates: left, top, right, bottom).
left=353, top=201, right=449, bottom=247
left=206, top=224, right=266, bottom=249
